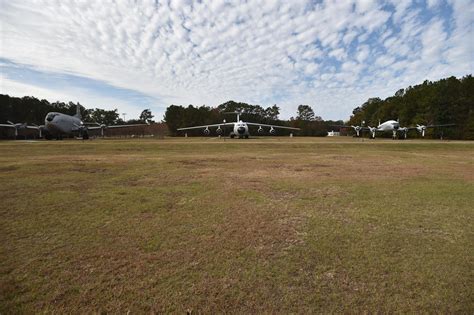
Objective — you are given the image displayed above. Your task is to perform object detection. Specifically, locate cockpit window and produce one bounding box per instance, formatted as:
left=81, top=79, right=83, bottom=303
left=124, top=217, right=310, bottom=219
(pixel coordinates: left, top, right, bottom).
left=46, top=113, right=57, bottom=122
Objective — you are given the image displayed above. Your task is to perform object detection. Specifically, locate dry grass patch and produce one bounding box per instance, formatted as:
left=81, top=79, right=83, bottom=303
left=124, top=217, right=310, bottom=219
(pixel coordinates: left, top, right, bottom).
left=0, top=138, right=473, bottom=313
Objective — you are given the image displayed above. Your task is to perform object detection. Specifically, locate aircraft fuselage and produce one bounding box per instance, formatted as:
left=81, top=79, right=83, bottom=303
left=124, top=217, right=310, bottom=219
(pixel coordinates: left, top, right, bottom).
left=375, top=120, right=400, bottom=132
left=233, top=121, right=250, bottom=138
left=44, top=112, right=85, bottom=137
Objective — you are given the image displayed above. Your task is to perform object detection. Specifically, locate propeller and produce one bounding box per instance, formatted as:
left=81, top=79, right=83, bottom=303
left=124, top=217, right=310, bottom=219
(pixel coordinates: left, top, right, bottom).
left=351, top=125, right=363, bottom=137
left=32, top=124, right=45, bottom=138
left=269, top=126, right=276, bottom=134
left=398, top=127, right=409, bottom=139
left=98, top=124, right=107, bottom=137
left=216, top=126, right=223, bottom=135
left=367, top=126, right=377, bottom=139
left=203, top=127, right=210, bottom=135
left=257, top=126, right=264, bottom=133
left=73, top=122, right=89, bottom=138
left=416, top=124, right=427, bottom=137
left=6, top=121, right=27, bottom=137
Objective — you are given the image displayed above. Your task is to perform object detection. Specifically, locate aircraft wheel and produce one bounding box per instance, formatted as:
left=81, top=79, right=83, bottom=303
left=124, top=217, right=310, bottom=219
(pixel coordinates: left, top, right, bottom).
left=83, top=133, right=89, bottom=140
left=230, top=134, right=235, bottom=139
left=245, top=135, right=249, bottom=139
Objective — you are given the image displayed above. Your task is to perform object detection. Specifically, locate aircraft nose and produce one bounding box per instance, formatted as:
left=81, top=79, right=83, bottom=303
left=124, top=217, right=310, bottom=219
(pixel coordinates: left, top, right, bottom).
left=237, top=127, right=245, bottom=134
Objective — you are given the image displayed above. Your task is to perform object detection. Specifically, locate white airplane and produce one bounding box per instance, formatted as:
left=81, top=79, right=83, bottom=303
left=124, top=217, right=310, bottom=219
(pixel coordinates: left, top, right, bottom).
left=366, top=119, right=401, bottom=139
left=1, top=105, right=148, bottom=140
left=177, top=112, right=300, bottom=138
left=336, top=120, right=454, bottom=139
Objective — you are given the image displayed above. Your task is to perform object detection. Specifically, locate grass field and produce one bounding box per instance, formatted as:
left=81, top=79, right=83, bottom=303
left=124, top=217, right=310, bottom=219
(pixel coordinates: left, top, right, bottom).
left=0, top=137, right=473, bottom=313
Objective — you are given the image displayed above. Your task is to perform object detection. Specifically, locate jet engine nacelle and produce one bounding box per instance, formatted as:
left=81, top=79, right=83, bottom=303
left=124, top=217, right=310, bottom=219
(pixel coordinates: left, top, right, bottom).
left=269, top=127, right=276, bottom=134
left=216, top=126, right=223, bottom=135
left=203, top=127, right=210, bottom=135
left=257, top=126, right=264, bottom=133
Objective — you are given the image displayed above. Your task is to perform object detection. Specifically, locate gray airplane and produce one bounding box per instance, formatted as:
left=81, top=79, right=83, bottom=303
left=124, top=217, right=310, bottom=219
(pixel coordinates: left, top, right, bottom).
left=177, top=112, right=300, bottom=138
left=1, top=105, right=148, bottom=140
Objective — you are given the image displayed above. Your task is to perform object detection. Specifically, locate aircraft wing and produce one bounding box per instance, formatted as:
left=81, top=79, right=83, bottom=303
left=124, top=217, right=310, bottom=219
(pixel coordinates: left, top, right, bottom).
left=245, top=122, right=301, bottom=130
left=425, top=124, right=456, bottom=128
left=401, top=124, right=456, bottom=131
left=177, top=123, right=234, bottom=131
left=329, top=125, right=370, bottom=130
left=87, top=123, right=149, bottom=130
left=0, top=124, right=40, bottom=130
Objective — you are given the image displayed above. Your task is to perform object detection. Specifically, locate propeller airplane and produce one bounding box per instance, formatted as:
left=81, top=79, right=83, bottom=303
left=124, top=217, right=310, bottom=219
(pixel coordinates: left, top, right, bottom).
left=333, top=120, right=455, bottom=139
left=1, top=105, right=149, bottom=140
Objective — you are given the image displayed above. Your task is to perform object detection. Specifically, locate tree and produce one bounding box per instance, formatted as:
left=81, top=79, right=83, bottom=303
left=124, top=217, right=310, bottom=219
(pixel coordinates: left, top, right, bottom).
left=296, top=105, right=315, bottom=121
left=89, top=108, right=120, bottom=125
left=139, top=109, right=154, bottom=123
left=265, top=104, right=280, bottom=121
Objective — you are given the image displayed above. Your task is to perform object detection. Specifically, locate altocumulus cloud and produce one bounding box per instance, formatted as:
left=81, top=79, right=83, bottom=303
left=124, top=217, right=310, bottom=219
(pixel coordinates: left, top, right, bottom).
left=0, top=0, right=472, bottom=120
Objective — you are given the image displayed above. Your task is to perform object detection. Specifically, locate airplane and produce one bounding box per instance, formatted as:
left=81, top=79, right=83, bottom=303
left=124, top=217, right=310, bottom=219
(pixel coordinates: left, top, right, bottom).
left=334, top=120, right=455, bottom=139
left=1, top=105, right=149, bottom=140
left=177, top=111, right=300, bottom=138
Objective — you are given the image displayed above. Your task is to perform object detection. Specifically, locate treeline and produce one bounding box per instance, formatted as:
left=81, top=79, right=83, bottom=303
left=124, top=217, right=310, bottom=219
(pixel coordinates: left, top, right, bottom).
left=2, top=75, right=472, bottom=139
left=347, top=75, right=474, bottom=139
left=0, top=94, right=153, bottom=126
left=164, top=101, right=342, bottom=136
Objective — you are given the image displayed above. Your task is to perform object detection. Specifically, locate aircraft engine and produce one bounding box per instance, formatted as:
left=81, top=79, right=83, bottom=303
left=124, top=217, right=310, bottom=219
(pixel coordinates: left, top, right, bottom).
left=32, top=124, right=45, bottom=138
left=352, top=125, right=362, bottom=137
left=216, top=126, right=223, bottom=135
left=269, top=127, right=276, bottom=134
left=399, top=127, right=408, bottom=139
left=203, top=127, right=210, bottom=135
left=368, top=126, right=376, bottom=139
left=416, top=124, right=426, bottom=137
left=257, top=126, right=264, bottom=133
left=6, top=121, right=27, bottom=137
left=99, top=124, right=108, bottom=137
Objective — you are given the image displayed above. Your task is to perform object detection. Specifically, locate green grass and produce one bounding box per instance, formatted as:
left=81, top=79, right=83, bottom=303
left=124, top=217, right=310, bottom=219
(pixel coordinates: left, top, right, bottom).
left=0, top=137, right=473, bottom=313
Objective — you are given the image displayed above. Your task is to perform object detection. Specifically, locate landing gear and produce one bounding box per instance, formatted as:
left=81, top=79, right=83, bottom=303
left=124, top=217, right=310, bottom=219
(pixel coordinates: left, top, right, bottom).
left=83, top=133, right=89, bottom=140
left=230, top=134, right=235, bottom=139
left=245, top=135, right=249, bottom=139
left=392, top=130, right=397, bottom=140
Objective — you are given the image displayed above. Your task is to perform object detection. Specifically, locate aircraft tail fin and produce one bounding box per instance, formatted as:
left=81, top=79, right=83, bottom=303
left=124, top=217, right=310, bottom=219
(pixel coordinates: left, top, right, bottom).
left=223, top=111, right=242, bottom=122
left=74, top=104, right=82, bottom=119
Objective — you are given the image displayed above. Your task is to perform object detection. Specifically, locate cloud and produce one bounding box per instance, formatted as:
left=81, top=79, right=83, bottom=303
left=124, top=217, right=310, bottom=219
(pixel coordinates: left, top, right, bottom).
left=0, top=0, right=472, bottom=120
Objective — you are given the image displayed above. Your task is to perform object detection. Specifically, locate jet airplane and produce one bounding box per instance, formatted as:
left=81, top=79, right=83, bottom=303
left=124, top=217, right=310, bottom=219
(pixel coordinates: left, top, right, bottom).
left=177, top=112, right=300, bottom=138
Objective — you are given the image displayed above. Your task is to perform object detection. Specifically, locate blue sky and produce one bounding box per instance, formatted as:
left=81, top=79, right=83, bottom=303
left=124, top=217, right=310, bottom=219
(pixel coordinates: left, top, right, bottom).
left=0, top=0, right=472, bottom=120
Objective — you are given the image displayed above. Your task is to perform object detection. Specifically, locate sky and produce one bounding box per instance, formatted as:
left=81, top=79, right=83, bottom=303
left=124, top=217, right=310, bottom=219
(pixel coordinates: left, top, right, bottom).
left=0, top=0, right=472, bottom=121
